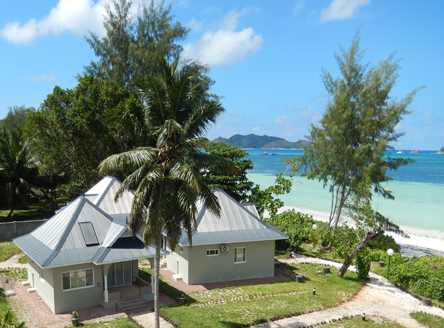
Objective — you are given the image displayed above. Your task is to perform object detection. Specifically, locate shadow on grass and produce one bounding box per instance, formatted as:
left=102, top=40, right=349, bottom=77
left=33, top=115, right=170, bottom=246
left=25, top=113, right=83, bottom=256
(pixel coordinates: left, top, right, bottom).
left=138, top=269, right=197, bottom=305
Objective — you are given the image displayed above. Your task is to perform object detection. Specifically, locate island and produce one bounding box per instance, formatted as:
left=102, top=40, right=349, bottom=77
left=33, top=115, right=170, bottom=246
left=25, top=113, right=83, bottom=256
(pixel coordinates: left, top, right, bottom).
left=432, top=147, right=444, bottom=155
left=410, top=150, right=421, bottom=154
left=212, top=134, right=311, bottom=149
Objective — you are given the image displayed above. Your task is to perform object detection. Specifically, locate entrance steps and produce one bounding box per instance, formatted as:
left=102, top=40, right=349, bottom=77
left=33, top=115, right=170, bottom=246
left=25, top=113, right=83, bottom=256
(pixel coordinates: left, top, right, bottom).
left=119, top=296, right=147, bottom=311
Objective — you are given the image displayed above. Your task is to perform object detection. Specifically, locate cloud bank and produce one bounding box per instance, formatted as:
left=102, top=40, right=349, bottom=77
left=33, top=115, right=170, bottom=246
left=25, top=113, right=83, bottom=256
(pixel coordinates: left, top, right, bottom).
left=182, top=11, right=263, bottom=66
left=321, top=0, right=370, bottom=22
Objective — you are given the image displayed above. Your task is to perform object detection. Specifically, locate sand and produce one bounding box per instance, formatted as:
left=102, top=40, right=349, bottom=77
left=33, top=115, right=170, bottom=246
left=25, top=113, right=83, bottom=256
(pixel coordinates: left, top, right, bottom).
left=278, top=205, right=444, bottom=257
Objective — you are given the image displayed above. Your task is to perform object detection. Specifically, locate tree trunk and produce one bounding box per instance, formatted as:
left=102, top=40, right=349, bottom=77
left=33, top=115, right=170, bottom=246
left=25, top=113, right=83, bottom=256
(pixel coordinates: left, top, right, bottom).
left=154, top=239, right=161, bottom=328
left=336, top=230, right=384, bottom=277
left=327, top=184, right=350, bottom=249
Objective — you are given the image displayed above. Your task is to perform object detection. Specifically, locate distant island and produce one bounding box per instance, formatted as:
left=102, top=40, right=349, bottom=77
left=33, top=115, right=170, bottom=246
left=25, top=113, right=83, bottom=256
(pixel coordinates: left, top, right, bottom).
left=433, top=147, right=444, bottom=155
left=212, top=134, right=311, bottom=149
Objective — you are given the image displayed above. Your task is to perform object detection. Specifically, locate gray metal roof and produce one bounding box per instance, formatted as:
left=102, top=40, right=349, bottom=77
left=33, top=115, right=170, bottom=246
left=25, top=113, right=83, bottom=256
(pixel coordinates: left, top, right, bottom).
left=85, top=176, right=135, bottom=215
left=14, top=179, right=158, bottom=269
left=178, top=189, right=288, bottom=246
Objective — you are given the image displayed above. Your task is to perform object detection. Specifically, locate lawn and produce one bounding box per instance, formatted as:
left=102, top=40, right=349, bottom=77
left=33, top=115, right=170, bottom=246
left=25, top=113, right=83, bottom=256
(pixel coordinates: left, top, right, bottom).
left=160, top=263, right=363, bottom=328
left=80, top=316, right=140, bottom=328
left=0, top=242, right=23, bottom=262
left=411, top=312, right=444, bottom=328
left=323, top=315, right=404, bottom=327
left=0, top=197, right=68, bottom=222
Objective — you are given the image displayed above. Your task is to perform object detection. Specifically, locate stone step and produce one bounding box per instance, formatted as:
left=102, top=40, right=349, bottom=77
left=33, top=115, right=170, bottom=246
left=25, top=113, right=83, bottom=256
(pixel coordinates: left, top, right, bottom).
left=172, top=274, right=182, bottom=281
left=4, top=290, right=15, bottom=297
left=119, top=296, right=146, bottom=311
left=27, top=288, right=36, bottom=293
left=21, top=281, right=30, bottom=286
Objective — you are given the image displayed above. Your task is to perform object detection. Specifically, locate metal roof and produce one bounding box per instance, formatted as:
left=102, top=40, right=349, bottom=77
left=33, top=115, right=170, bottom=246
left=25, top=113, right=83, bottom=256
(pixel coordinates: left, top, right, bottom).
left=178, top=189, right=288, bottom=246
left=14, top=179, right=158, bottom=269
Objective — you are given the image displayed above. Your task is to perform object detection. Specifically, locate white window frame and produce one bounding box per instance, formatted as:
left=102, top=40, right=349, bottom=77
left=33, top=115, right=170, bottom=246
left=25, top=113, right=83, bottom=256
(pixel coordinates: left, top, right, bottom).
left=234, top=247, right=246, bottom=263
left=62, top=268, right=94, bottom=291
left=180, top=246, right=183, bottom=253
left=206, top=249, right=219, bottom=257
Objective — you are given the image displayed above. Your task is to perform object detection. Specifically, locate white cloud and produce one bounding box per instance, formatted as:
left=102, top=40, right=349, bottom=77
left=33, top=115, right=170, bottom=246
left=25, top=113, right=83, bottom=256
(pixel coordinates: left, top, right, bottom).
left=293, top=106, right=312, bottom=116
left=182, top=10, right=263, bottom=66
left=23, top=73, right=56, bottom=82
left=0, top=0, right=147, bottom=45
left=252, top=126, right=260, bottom=131
left=423, top=111, right=432, bottom=118
left=186, top=19, right=203, bottom=32
left=320, top=0, right=370, bottom=22
left=274, top=115, right=288, bottom=124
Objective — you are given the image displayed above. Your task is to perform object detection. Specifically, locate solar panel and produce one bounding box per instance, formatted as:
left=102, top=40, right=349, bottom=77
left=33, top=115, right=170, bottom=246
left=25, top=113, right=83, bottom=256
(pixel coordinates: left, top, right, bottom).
left=79, top=222, right=99, bottom=246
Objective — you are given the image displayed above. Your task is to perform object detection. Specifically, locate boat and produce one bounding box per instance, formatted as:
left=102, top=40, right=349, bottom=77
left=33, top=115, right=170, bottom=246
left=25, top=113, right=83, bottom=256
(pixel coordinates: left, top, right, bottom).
left=385, top=188, right=392, bottom=193
left=396, top=151, right=403, bottom=154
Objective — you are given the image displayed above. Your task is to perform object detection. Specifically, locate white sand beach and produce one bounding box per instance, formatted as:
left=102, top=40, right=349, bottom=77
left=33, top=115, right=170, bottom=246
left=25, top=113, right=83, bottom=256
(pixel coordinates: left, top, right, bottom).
left=278, top=205, right=444, bottom=258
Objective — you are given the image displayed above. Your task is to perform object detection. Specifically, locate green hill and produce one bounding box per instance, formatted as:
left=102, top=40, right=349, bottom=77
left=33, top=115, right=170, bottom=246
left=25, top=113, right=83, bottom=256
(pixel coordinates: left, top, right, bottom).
left=212, top=134, right=310, bottom=149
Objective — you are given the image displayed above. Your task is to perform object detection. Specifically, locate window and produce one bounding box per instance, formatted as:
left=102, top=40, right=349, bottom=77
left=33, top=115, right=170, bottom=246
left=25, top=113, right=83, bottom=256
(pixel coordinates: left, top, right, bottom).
left=62, top=269, right=93, bottom=291
left=234, top=248, right=246, bottom=263
left=39, top=267, right=44, bottom=280
left=180, top=246, right=183, bottom=253
left=206, top=249, right=219, bottom=257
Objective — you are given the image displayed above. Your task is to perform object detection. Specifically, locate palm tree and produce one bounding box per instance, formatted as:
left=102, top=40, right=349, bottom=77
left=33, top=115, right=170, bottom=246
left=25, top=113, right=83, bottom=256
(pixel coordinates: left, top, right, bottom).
left=0, top=309, right=26, bottom=328
left=99, top=57, right=234, bottom=328
left=0, top=127, right=40, bottom=219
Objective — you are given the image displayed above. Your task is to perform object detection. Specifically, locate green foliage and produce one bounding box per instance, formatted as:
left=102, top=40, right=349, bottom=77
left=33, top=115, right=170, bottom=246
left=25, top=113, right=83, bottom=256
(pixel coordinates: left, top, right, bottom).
left=26, top=76, right=135, bottom=198
left=367, top=235, right=400, bottom=253
left=200, top=142, right=254, bottom=203
left=213, top=134, right=310, bottom=149
left=82, top=0, right=189, bottom=90
left=411, top=312, right=444, bottom=328
left=288, top=31, right=420, bottom=242
left=390, top=255, right=444, bottom=301
left=249, top=173, right=292, bottom=218
left=265, top=210, right=315, bottom=251
left=355, top=255, right=370, bottom=280
left=0, top=106, right=34, bottom=131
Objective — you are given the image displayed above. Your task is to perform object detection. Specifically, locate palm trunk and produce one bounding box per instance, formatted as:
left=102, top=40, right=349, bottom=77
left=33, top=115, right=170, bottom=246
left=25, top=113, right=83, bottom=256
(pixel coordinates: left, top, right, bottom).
left=154, top=238, right=161, bottom=328
left=336, top=230, right=384, bottom=277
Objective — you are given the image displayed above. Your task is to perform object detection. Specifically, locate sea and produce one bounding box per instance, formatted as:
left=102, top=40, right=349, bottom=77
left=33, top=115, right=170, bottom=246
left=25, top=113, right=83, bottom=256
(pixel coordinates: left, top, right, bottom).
left=246, top=149, right=444, bottom=237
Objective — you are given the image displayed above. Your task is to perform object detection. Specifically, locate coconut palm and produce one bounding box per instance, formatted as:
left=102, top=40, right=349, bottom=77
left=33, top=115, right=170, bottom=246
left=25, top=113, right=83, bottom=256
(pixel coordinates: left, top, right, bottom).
left=99, top=57, right=235, bottom=328
left=0, top=127, right=40, bottom=218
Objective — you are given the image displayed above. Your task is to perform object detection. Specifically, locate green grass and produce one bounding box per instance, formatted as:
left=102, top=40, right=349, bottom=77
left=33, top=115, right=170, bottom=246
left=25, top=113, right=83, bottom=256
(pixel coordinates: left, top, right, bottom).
left=18, top=256, right=27, bottom=264
left=160, top=263, right=363, bottom=328
left=411, top=312, right=444, bottom=327
left=323, top=316, right=404, bottom=327
left=0, top=242, right=23, bottom=262
left=139, top=268, right=182, bottom=300
left=0, top=299, right=9, bottom=318
left=0, top=197, right=68, bottom=222
left=79, top=316, right=140, bottom=327
left=0, top=268, right=27, bottom=280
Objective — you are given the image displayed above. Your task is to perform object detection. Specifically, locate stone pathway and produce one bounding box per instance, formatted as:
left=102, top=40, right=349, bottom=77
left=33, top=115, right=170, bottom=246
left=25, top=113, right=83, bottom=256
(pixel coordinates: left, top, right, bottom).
left=131, top=311, right=174, bottom=328
left=253, top=254, right=444, bottom=328
left=0, top=254, right=26, bottom=269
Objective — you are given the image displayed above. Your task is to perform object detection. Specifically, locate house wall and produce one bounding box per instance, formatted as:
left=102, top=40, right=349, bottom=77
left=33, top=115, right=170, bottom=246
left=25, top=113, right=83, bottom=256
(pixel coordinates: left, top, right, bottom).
left=170, top=240, right=276, bottom=285
left=166, top=244, right=190, bottom=283
left=27, top=258, right=55, bottom=313
left=51, top=262, right=104, bottom=314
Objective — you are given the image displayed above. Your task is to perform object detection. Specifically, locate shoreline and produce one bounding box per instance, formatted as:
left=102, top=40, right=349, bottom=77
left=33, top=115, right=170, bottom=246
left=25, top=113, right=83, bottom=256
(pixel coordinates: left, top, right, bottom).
left=278, top=205, right=444, bottom=258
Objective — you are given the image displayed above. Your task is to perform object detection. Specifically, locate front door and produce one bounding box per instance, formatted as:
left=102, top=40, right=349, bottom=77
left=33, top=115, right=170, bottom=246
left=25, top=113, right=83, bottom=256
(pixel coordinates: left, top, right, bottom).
left=107, top=261, right=132, bottom=287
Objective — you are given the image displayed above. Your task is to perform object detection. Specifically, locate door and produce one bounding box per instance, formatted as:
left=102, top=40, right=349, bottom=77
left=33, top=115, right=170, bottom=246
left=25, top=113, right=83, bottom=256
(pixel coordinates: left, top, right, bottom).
left=107, top=261, right=133, bottom=287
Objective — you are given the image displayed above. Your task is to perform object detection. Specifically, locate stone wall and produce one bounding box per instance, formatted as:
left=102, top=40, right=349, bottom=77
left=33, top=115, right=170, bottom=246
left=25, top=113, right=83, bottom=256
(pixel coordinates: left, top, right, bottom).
left=0, top=220, right=46, bottom=242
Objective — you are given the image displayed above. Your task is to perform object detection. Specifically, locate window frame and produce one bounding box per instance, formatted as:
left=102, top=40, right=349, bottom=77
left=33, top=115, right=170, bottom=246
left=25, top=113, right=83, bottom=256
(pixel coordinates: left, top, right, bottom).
left=61, top=268, right=94, bottom=291
left=206, top=249, right=219, bottom=257
left=234, top=247, right=246, bottom=263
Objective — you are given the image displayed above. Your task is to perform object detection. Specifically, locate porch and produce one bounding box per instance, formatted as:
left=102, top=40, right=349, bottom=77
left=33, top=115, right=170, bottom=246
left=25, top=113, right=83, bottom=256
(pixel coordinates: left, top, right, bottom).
left=101, top=277, right=153, bottom=311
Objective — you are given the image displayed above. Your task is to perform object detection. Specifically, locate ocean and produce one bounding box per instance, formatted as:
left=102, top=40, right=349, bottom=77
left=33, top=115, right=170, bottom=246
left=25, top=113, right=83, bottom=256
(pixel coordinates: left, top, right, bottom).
left=246, top=149, right=444, bottom=235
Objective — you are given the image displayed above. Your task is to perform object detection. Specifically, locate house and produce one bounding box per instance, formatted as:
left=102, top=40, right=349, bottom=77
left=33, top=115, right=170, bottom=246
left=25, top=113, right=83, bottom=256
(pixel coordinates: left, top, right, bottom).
left=13, top=176, right=166, bottom=314
left=165, top=189, right=288, bottom=285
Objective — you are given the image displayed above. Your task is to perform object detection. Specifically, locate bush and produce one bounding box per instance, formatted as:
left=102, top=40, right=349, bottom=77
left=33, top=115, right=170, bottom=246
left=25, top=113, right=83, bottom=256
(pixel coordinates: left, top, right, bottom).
left=355, top=255, right=370, bottom=280
left=265, top=210, right=315, bottom=251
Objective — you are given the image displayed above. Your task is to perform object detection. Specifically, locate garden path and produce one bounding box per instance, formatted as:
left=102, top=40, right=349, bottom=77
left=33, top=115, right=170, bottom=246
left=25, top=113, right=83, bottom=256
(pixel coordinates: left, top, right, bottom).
left=0, top=254, right=26, bottom=269
left=253, top=254, right=444, bottom=328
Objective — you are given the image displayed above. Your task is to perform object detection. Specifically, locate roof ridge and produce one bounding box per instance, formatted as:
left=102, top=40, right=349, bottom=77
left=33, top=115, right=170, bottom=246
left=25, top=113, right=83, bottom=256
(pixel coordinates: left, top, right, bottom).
left=42, top=197, right=86, bottom=267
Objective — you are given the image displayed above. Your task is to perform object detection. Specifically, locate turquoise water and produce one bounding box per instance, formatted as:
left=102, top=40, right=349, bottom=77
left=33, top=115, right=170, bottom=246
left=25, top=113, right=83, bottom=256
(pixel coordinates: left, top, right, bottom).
left=246, top=149, right=444, bottom=233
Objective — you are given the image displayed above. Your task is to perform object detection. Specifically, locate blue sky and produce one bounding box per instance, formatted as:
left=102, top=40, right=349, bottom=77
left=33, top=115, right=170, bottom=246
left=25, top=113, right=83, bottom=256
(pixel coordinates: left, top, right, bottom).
left=1, top=0, right=443, bottom=150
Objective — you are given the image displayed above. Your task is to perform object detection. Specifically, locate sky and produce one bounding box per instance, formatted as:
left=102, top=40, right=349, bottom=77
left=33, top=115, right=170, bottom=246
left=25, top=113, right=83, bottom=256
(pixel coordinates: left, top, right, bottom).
left=1, top=0, right=443, bottom=150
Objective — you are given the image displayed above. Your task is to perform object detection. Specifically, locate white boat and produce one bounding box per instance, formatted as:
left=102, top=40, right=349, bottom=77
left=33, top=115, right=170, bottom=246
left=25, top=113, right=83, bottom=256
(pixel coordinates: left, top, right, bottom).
left=396, top=150, right=403, bottom=154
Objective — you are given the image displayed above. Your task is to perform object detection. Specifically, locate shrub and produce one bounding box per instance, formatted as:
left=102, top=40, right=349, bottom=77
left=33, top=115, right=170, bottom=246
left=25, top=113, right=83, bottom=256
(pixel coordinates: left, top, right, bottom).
left=355, top=255, right=371, bottom=280
left=265, top=210, right=315, bottom=251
